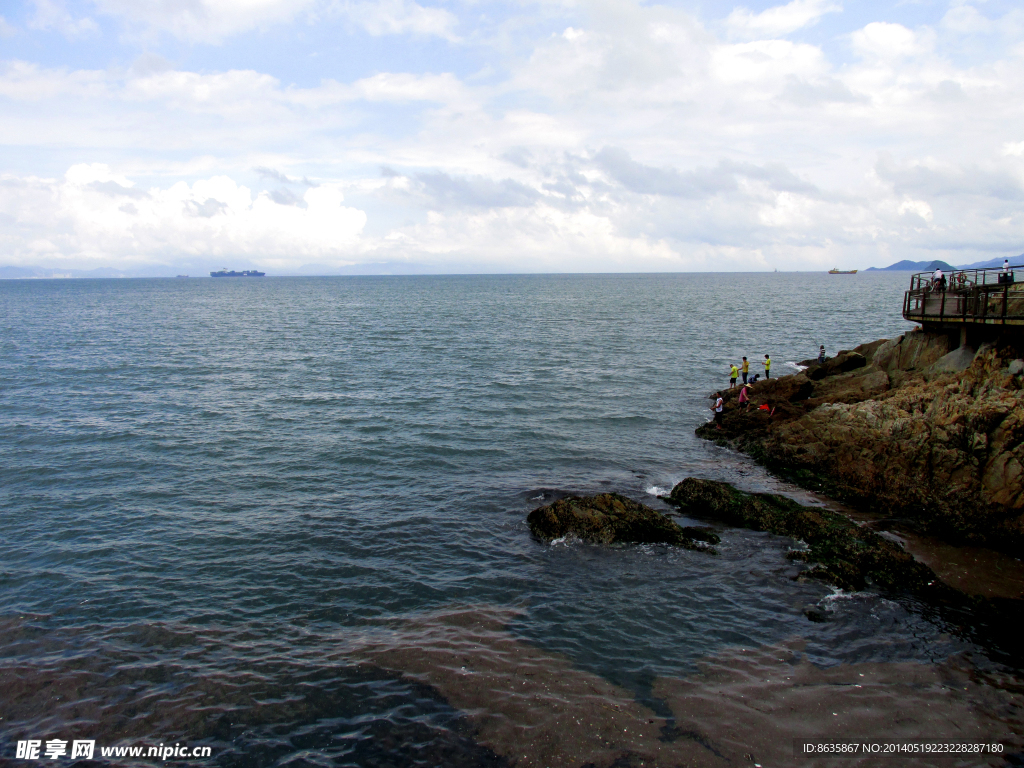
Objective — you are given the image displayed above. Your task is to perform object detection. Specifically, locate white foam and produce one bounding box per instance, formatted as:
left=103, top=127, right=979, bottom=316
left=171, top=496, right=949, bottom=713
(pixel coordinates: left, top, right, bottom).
left=549, top=535, right=579, bottom=547
left=645, top=485, right=668, bottom=496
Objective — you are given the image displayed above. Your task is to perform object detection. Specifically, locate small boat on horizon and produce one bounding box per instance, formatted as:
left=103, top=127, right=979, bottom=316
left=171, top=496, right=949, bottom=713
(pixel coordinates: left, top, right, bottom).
left=829, top=268, right=858, bottom=274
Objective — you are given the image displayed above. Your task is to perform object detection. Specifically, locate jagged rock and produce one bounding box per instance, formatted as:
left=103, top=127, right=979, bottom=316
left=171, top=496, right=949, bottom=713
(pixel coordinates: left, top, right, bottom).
left=805, top=351, right=866, bottom=381
left=696, top=330, right=1024, bottom=556
left=668, top=478, right=942, bottom=593
left=527, top=492, right=719, bottom=550
left=1009, top=359, right=1024, bottom=376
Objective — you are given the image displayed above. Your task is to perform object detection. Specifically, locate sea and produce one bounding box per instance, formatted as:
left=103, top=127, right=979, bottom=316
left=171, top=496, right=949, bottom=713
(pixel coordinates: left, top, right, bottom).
left=1, top=272, right=1021, bottom=767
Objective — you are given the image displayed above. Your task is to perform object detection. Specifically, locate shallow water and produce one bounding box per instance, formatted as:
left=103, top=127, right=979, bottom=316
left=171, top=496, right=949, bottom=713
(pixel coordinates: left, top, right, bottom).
left=1, top=273, right=1021, bottom=765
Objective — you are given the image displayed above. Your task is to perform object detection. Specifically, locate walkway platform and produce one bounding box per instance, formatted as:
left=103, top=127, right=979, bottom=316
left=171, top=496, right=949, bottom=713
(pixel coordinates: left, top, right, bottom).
left=903, top=265, right=1024, bottom=329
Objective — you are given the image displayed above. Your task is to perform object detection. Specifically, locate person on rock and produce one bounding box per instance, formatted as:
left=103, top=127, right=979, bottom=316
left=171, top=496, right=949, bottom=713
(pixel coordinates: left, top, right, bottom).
left=817, top=345, right=825, bottom=364
left=738, top=384, right=751, bottom=409
left=741, top=356, right=749, bottom=385
left=763, top=354, right=771, bottom=379
left=711, top=393, right=724, bottom=429
left=729, top=363, right=739, bottom=388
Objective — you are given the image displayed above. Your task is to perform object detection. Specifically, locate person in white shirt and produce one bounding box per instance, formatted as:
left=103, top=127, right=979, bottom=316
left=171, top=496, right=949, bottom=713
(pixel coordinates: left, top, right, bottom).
left=710, top=393, right=724, bottom=429
left=999, top=259, right=1014, bottom=284
left=933, top=268, right=946, bottom=290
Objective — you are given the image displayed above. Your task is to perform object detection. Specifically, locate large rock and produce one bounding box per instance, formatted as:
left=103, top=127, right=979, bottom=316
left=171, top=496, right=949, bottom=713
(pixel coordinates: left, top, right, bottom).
left=807, top=367, right=890, bottom=405
left=696, top=330, right=1024, bottom=555
left=805, top=350, right=866, bottom=381
left=872, top=330, right=951, bottom=375
left=668, top=478, right=942, bottom=593
left=527, top=493, right=719, bottom=549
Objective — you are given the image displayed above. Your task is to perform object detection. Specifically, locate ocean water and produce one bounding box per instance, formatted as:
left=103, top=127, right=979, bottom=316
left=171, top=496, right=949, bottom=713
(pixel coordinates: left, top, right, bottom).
left=1, top=273, right=1019, bottom=766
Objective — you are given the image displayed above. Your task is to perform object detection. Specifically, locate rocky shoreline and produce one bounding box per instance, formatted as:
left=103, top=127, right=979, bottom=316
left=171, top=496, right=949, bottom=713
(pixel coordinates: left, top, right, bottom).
left=696, top=329, right=1024, bottom=557
left=525, top=327, right=1024, bottom=648
left=528, top=480, right=951, bottom=596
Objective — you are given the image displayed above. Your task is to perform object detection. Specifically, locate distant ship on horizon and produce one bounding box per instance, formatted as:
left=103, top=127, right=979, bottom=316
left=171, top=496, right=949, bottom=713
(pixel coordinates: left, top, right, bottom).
left=828, top=268, right=858, bottom=274
left=210, top=268, right=266, bottom=277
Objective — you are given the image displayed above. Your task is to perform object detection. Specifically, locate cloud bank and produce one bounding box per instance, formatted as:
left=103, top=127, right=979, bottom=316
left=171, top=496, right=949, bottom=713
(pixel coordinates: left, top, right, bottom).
left=0, top=0, right=1022, bottom=273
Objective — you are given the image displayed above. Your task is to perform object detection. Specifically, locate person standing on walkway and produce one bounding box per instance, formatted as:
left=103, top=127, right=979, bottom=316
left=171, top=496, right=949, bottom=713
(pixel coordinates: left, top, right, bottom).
left=729, top=363, right=739, bottom=388
left=763, top=354, right=771, bottom=379
left=741, top=357, right=749, bottom=385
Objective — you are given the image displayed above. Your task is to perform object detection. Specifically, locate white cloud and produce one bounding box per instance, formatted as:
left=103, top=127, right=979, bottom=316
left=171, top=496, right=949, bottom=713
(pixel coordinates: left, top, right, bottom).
left=0, top=61, right=108, bottom=100
left=92, top=0, right=317, bottom=42
left=851, top=22, right=931, bottom=60
left=2, top=0, right=1024, bottom=272
left=87, top=0, right=457, bottom=42
left=350, top=72, right=467, bottom=103
left=941, top=3, right=993, bottom=36
left=27, top=0, right=98, bottom=37
left=336, top=0, right=458, bottom=39
left=0, top=165, right=367, bottom=266
left=897, top=198, right=933, bottom=222
left=711, top=39, right=828, bottom=86
left=726, top=0, right=841, bottom=40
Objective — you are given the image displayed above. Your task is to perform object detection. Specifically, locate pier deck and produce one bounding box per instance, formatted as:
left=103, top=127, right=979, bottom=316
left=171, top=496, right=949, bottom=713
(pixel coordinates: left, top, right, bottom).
left=902, top=265, right=1024, bottom=329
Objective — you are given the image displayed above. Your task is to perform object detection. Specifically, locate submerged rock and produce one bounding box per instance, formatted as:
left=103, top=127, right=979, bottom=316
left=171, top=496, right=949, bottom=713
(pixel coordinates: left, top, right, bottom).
left=527, top=492, right=719, bottom=550
left=668, top=478, right=942, bottom=594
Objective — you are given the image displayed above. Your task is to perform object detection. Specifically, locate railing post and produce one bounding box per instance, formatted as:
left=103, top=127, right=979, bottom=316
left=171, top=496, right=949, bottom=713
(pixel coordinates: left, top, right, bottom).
left=1003, top=284, right=1009, bottom=324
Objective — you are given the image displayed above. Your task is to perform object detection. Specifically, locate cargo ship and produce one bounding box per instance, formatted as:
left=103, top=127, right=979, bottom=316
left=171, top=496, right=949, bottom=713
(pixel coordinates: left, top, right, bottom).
left=828, top=268, right=857, bottom=274
left=210, top=268, right=265, bottom=277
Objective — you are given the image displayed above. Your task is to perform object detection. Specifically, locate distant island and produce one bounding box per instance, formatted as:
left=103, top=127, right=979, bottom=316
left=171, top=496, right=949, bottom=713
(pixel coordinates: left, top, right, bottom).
left=866, top=254, right=1024, bottom=272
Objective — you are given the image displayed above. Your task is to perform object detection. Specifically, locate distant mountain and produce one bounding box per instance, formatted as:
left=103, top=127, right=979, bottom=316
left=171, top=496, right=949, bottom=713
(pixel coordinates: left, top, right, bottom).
left=954, top=254, right=1024, bottom=269
left=865, top=259, right=955, bottom=272
left=866, top=253, right=1024, bottom=272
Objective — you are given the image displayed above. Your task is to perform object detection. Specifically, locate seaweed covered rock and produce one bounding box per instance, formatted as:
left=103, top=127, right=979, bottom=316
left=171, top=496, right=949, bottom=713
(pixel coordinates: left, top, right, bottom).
left=528, top=492, right=719, bottom=550
left=668, top=478, right=943, bottom=594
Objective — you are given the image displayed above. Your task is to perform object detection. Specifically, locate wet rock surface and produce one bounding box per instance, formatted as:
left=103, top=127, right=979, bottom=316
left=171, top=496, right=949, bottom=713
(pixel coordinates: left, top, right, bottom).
left=527, top=492, right=719, bottom=549
left=697, top=330, right=1024, bottom=556
left=668, top=477, right=943, bottom=593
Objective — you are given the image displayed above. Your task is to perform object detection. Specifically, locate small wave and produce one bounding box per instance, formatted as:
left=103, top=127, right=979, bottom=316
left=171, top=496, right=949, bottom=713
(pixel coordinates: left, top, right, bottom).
left=645, top=485, right=669, bottom=497
left=821, top=588, right=876, bottom=605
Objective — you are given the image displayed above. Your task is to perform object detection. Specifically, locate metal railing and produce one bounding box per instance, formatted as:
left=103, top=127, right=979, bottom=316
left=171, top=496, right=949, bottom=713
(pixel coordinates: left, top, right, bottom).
left=903, top=264, right=1024, bottom=326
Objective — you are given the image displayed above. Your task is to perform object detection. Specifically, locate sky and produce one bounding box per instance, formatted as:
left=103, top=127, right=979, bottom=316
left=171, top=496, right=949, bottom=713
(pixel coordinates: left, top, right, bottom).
left=0, top=0, right=1023, bottom=274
